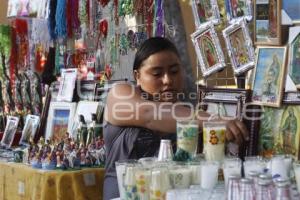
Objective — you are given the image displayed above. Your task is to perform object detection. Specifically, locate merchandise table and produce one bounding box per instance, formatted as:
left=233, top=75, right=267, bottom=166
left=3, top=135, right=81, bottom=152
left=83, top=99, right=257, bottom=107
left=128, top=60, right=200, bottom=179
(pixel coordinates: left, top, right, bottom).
left=0, top=161, right=105, bottom=200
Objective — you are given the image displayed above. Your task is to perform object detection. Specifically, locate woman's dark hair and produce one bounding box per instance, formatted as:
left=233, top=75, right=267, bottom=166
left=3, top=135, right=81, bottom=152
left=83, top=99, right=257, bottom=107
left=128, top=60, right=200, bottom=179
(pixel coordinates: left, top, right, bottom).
left=133, top=37, right=180, bottom=71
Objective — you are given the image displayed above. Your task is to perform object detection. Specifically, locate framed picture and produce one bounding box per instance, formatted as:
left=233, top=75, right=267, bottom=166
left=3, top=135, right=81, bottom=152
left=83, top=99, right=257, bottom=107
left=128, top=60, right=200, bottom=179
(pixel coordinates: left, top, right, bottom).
left=19, top=115, right=40, bottom=146
left=258, top=106, right=300, bottom=159
left=288, top=32, right=300, bottom=88
left=254, top=0, right=282, bottom=45
left=191, top=22, right=226, bottom=77
left=251, top=46, right=287, bottom=107
left=225, top=0, right=253, bottom=22
left=45, top=102, right=77, bottom=142
left=191, top=0, right=221, bottom=28
left=282, top=0, right=300, bottom=24
left=56, top=68, right=77, bottom=102
left=223, top=18, right=255, bottom=75
left=1, top=116, right=19, bottom=148
left=70, top=101, right=102, bottom=138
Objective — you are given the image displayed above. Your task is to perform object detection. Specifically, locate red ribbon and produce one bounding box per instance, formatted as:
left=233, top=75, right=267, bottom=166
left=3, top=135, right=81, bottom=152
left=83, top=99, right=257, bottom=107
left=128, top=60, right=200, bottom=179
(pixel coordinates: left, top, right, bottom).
left=99, top=19, right=108, bottom=38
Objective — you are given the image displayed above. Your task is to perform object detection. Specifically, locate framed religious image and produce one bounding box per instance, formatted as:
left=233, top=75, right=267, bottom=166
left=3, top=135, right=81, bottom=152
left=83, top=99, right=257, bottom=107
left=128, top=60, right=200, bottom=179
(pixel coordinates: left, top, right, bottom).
left=251, top=46, right=287, bottom=107
left=56, top=68, right=77, bottom=102
left=70, top=101, right=101, bottom=138
left=45, top=102, right=77, bottom=142
left=282, top=0, right=300, bottom=24
left=225, top=0, right=253, bottom=22
left=223, top=18, right=255, bottom=75
left=258, top=106, right=300, bottom=160
left=191, top=0, right=221, bottom=28
left=191, top=22, right=226, bottom=77
left=19, top=115, right=40, bottom=146
left=288, top=32, right=300, bottom=88
left=0, top=116, right=19, bottom=148
left=254, top=0, right=282, bottom=45
left=7, top=0, right=19, bottom=17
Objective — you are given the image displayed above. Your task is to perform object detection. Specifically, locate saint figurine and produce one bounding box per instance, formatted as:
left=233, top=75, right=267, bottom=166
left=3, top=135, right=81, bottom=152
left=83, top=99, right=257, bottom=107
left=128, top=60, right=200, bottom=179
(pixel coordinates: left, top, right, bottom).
left=21, top=73, right=32, bottom=114
left=77, top=115, right=88, bottom=146
left=31, top=72, right=42, bottom=115
left=86, top=114, right=96, bottom=145
left=2, top=74, right=15, bottom=114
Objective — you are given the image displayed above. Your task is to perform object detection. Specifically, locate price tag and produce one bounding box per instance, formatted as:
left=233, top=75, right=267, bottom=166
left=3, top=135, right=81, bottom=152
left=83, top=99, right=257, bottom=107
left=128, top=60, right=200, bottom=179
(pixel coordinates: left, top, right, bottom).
left=18, top=181, right=25, bottom=195
left=83, top=173, right=96, bottom=186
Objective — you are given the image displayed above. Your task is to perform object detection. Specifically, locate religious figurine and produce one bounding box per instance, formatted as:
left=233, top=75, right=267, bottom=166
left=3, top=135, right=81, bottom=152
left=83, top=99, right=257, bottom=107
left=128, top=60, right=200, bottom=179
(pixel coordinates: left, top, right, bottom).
left=56, top=142, right=64, bottom=168
left=79, top=143, right=87, bottom=166
left=95, top=136, right=104, bottom=149
left=31, top=72, right=42, bottom=115
left=77, top=115, right=88, bottom=146
left=14, top=73, right=23, bottom=111
left=1, top=73, right=15, bottom=114
left=86, top=115, right=96, bottom=146
left=21, top=73, right=32, bottom=114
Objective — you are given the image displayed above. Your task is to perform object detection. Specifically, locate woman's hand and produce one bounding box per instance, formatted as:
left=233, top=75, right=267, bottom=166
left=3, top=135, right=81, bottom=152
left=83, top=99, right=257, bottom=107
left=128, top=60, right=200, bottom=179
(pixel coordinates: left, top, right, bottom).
left=225, top=119, right=249, bottom=145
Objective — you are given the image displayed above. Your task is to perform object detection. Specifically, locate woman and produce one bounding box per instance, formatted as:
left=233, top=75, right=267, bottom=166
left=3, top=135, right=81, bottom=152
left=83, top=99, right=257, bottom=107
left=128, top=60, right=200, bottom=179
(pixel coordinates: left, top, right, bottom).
left=103, top=37, right=249, bottom=200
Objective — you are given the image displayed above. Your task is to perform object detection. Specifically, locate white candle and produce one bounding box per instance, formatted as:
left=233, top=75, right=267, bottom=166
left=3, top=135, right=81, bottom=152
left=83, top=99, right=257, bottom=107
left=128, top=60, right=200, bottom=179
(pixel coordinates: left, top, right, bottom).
left=169, top=168, right=191, bottom=189
left=150, top=168, right=171, bottom=200
left=244, top=161, right=265, bottom=178
left=201, top=162, right=219, bottom=189
left=135, top=169, right=151, bottom=200
left=294, top=167, right=300, bottom=193
left=223, top=167, right=241, bottom=186
left=116, top=163, right=126, bottom=200
left=271, top=157, right=288, bottom=179
left=189, top=164, right=201, bottom=185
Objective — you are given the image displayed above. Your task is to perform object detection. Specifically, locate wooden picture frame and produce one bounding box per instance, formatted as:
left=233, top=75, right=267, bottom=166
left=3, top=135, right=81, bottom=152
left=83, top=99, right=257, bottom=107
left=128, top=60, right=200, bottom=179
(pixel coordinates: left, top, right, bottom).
left=225, top=0, right=253, bottom=22
left=191, top=0, right=221, bottom=28
left=19, top=115, right=40, bottom=146
left=282, top=0, right=300, bottom=24
left=0, top=116, right=19, bottom=148
left=45, top=102, right=76, bottom=142
left=191, top=22, right=226, bottom=77
left=251, top=46, right=287, bottom=107
left=254, top=0, right=282, bottom=45
left=223, top=18, right=255, bottom=75
left=288, top=32, right=300, bottom=88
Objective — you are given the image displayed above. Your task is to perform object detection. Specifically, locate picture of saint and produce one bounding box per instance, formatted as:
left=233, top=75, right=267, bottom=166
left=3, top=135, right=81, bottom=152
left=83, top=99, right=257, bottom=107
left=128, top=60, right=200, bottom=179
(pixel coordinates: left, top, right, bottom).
left=229, top=28, right=249, bottom=68
left=289, top=35, right=300, bottom=86
left=198, top=32, right=218, bottom=68
left=52, top=109, right=70, bottom=143
left=1, top=119, right=18, bottom=147
left=280, top=108, right=298, bottom=155
left=22, top=120, right=33, bottom=143
left=196, top=0, right=213, bottom=23
left=262, top=54, right=280, bottom=97
left=268, top=0, right=277, bottom=38
left=230, top=0, right=247, bottom=18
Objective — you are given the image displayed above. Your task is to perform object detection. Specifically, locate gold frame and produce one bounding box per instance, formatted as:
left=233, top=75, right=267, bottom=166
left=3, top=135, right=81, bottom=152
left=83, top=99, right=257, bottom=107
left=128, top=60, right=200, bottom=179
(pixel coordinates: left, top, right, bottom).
left=251, top=46, right=287, bottom=107
left=253, top=0, right=282, bottom=45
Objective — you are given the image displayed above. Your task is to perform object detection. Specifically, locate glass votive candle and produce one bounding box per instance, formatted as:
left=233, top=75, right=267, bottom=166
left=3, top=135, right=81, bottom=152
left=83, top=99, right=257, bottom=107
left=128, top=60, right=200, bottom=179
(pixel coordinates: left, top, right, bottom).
left=293, top=161, right=300, bottom=193
left=169, top=164, right=192, bottom=189
left=201, top=161, right=219, bottom=189
left=243, top=156, right=266, bottom=178
left=115, top=159, right=137, bottom=200
left=150, top=166, right=171, bottom=200
left=271, top=155, right=289, bottom=179
left=203, top=122, right=226, bottom=162
left=188, top=161, right=202, bottom=185
left=135, top=166, right=152, bottom=200
left=123, top=163, right=139, bottom=200
left=223, top=157, right=242, bottom=186
left=138, top=157, right=157, bottom=167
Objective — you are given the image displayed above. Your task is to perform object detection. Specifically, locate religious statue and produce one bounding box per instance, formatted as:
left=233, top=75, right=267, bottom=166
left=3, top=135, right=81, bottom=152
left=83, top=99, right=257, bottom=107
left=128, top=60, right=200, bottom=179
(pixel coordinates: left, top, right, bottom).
left=86, top=115, right=96, bottom=146
left=2, top=73, right=15, bottom=114
left=31, top=72, right=42, bottom=115
left=21, top=73, right=32, bottom=114
left=14, top=73, right=23, bottom=111
left=77, top=115, right=88, bottom=146
left=56, top=142, right=64, bottom=168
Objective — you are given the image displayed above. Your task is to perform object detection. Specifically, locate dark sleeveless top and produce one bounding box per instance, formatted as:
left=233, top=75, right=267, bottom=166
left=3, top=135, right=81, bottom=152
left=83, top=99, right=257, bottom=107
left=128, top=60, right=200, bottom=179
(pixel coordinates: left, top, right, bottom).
left=103, top=120, right=175, bottom=178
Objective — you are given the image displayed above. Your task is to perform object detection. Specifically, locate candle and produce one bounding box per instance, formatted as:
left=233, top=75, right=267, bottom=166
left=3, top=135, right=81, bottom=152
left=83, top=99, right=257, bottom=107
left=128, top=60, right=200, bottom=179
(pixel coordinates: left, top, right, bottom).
left=223, top=157, right=242, bottom=186
left=116, top=162, right=126, bottom=200
left=203, top=122, right=226, bottom=162
left=169, top=167, right=191, bottom=189
left=271, top=156, right=288, bottom=179
left=243, top=157, right=265, bottom=178
left=293, top=162, right=300, bottom=193
left=135, top=168, right=151, bottom=200
left=201, top=161, right=219, bottom=189
left=188, top=163, right=201, bottom=185
left=150, top=167, right=171, bottom=200
left=124, top=165, right=139, bottom=200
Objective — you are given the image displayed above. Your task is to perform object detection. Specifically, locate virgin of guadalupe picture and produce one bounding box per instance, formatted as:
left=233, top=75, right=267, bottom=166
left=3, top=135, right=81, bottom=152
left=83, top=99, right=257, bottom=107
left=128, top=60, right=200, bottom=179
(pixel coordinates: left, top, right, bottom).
left=252, top=47, right=286, bottom=107
left=230, top=0, right=247, bottom=18
left=258, top=106, right=300, bottom=159
left=198, top=32, right=218, bottom=68
left=289, top=34, right=300, bottom=87
left=195, top=0, right=213, bottom=23
left=229, top=28, right=249, bottom=67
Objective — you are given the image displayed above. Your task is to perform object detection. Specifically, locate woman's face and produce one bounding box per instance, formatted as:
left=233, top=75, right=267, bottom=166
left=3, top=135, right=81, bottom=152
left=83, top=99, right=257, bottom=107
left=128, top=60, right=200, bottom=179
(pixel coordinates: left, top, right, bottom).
left=134, top=51, right=184, bottom=102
